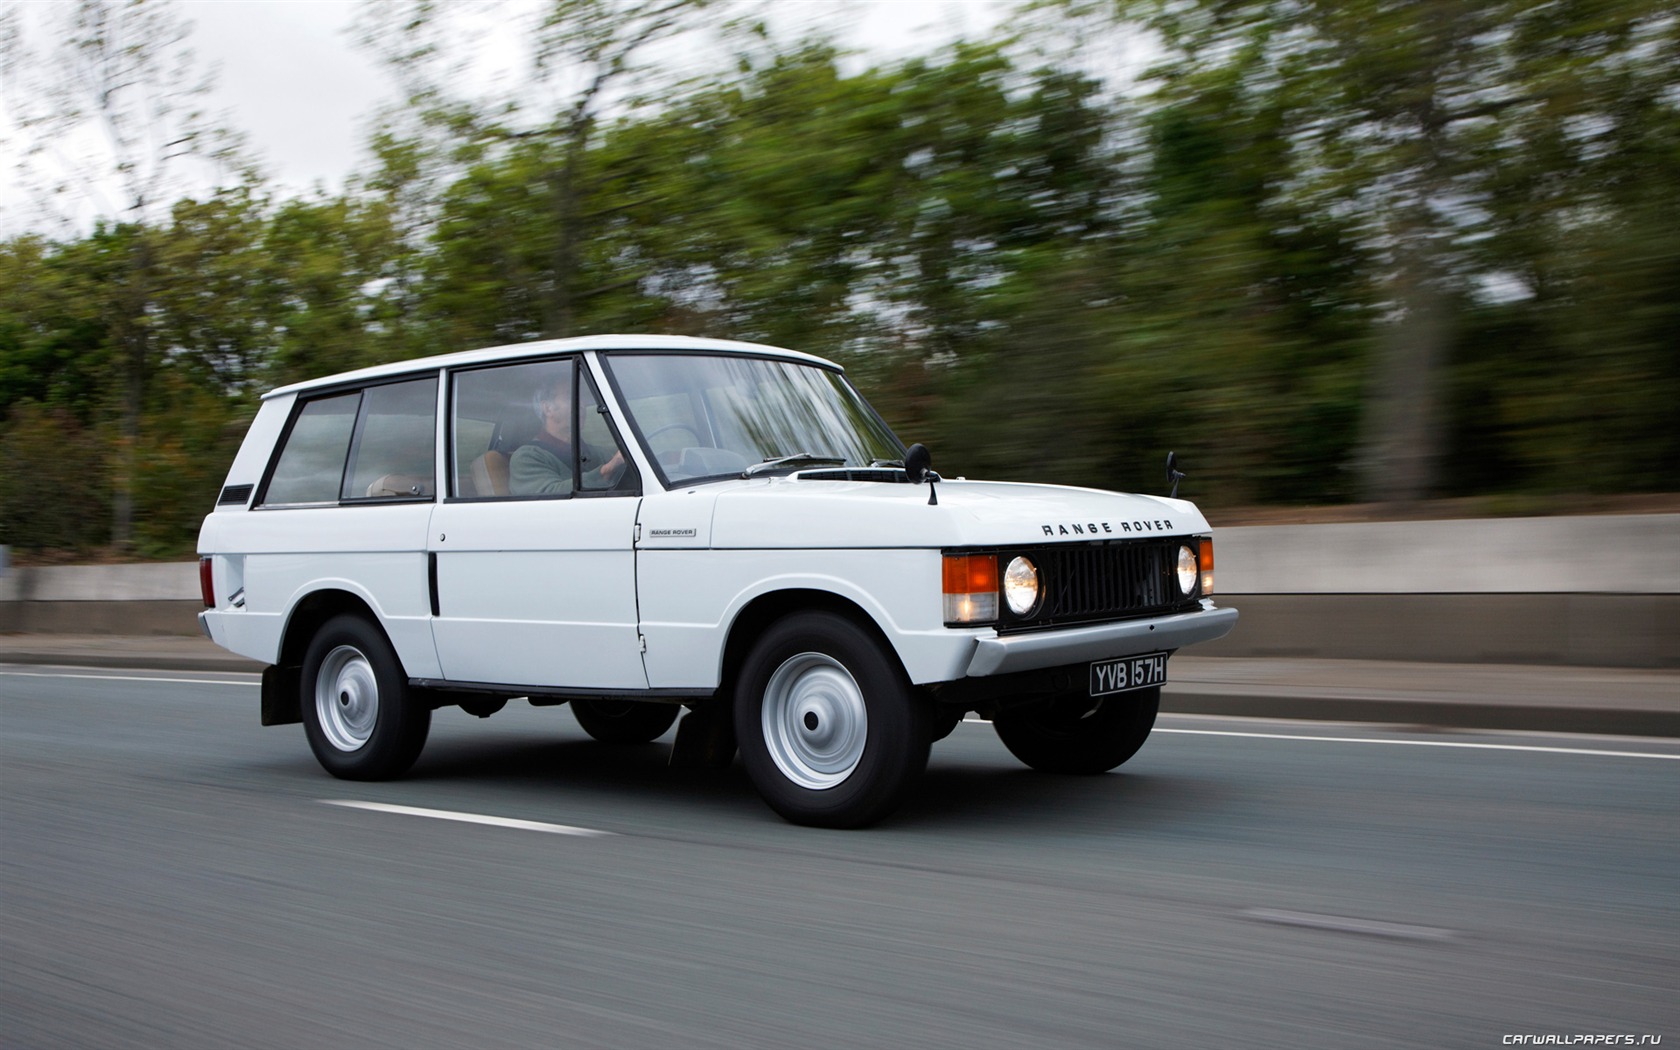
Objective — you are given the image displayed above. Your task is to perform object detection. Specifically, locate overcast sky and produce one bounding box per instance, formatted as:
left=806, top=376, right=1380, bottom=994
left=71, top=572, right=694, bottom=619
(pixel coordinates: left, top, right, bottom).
left=2, top=0, right=1015, bottom=233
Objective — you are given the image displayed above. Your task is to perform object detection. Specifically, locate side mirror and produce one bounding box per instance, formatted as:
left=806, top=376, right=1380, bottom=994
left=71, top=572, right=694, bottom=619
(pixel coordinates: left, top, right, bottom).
left=1166, top=451, right=1186, bottom=498
left=904, top=443, right=940, bottom=505
left=904, top=443, right=932, bottom=484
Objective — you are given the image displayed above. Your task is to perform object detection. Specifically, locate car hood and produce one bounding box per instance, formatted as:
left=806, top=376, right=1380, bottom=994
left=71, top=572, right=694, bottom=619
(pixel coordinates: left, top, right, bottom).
left=638, top=475, right=1211, bottom=550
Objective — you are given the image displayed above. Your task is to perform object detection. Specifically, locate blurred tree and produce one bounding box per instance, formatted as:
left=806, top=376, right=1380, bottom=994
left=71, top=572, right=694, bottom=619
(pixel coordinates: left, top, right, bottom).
left=152, top=190, right=270, bottom=391
left=1117, top=65, right=1375, bottom=505
left=1105, top=0, right=1680, bottom=503
left=0, top=234, right=113, bottom=421
left=0, top=401, right=111, bottom=551
left=254, top=193, right=407, bottom=384
left=2, top=0, right=252, bottom=549
left=358, top=0, right=711, bottom=343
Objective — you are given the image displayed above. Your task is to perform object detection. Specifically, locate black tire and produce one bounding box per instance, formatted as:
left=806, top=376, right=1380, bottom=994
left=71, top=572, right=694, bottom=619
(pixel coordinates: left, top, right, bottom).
left=571, top=698, right=680, bottom=744
left=992, top=686, right=1159, bottom=774
left=734, top=611, right=931, bottom=828
left=300, top=614, right=430, bottom=780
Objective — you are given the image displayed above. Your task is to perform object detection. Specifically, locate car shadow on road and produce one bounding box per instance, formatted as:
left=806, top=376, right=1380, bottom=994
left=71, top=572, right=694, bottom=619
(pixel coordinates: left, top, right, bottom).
left=410, top=731, right=1231, bottom=836
left=243, top=710, right=1235, bottom=835
left=901, top=763, right=1232, bottom=835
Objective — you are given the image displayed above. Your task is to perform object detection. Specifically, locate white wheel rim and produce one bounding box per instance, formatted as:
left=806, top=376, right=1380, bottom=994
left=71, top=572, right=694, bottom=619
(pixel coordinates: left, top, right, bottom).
left=762, top=652, right=867, bottom=790
left=316, top=645, right=378, bottom=752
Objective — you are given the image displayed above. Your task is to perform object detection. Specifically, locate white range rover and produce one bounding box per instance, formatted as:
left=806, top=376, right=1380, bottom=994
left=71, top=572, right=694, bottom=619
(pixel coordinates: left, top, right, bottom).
left=197, top=335, right=1237, bottom=826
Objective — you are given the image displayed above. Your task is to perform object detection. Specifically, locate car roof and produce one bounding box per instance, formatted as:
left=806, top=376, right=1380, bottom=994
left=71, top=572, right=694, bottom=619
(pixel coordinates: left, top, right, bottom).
left=262, top=334, right=841, bottom=400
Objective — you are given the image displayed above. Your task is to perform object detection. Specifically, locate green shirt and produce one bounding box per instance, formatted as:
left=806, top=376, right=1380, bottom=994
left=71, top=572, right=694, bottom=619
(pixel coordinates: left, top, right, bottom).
left=507, top=432, right=616, bottom=496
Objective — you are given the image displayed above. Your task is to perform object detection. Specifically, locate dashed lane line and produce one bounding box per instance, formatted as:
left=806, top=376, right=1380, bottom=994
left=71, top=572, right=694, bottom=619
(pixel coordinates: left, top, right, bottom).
left=1242, top=908, right=1457, bottom=941
left=321, top=799, right=615, bottom=837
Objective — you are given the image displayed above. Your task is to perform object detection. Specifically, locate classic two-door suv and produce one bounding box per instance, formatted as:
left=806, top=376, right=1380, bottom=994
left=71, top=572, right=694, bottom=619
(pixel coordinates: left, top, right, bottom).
left=197, top=335, right=1237, bottom=827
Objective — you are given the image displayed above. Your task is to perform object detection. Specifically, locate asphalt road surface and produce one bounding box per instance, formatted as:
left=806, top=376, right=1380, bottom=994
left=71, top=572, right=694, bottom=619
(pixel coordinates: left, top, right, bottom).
left=3, top=665, right=1676, bottom=1049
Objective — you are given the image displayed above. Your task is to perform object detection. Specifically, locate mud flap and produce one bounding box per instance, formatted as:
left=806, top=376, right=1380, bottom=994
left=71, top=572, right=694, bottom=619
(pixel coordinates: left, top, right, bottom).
left=260, top=665, right=302, bottom=727
left=669, top=703, right=737, bottom=769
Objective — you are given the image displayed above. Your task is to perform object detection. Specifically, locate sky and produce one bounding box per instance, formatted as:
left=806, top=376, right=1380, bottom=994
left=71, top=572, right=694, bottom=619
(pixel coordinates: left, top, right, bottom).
left=1, top=0, right=1017, bottom=233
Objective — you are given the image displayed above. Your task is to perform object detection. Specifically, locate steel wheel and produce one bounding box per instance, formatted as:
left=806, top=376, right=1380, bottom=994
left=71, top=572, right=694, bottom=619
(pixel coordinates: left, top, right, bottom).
left=300, top=614, right=429, bottom=781
left=735, top=611, right=931, bottom=828
left=761, top=652, right=869, bottom=789
left=314, top=645, right=380, bottom=752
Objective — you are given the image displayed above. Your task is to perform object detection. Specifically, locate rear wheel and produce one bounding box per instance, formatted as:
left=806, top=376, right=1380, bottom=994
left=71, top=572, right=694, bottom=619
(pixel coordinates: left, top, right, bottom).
left=300, top=614, right=430, bottom=780
left=735, top=611, right=931, bottom=828
left=571, top=698, right=680, bottom=744
left=991, top=686, right=1159, bottom=774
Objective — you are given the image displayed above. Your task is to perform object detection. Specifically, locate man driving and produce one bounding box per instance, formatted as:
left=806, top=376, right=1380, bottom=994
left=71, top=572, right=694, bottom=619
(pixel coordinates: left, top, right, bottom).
left=508, top=371, right=626, bottom=496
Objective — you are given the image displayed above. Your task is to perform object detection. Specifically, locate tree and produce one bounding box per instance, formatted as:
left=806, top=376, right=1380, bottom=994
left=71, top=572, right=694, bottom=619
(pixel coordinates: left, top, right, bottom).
left=2, top=0, right=251, bottom=548
left=358, top=0, right=711, bottom=343
left=1103, top=0, right=1680, bottom=504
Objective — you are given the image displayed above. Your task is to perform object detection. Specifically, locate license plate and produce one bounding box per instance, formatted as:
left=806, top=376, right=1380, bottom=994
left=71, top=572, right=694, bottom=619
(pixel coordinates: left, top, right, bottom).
left=1089, top=651, right=1168, bottom=696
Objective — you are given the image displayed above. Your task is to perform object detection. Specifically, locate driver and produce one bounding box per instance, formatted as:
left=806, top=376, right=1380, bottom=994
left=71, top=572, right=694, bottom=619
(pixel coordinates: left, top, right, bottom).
left=508, top=372, right=626, bottom=496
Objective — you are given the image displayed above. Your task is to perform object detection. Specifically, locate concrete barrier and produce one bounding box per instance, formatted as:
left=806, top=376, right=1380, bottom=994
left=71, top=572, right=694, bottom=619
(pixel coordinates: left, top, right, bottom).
left=0, top=561, right=203, bottom=636
left=1197, top=513, right=1680, bottom=667
left=2, top=513, right=1676, bottom=666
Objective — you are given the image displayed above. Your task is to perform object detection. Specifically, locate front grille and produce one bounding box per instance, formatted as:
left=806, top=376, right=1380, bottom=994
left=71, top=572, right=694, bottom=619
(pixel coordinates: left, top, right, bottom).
left=1001, top=539, right=1198, bottom=632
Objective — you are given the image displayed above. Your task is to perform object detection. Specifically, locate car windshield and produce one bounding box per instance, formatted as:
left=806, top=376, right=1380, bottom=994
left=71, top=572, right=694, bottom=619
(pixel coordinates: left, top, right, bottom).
left=601, top=353, right=904, bottom=485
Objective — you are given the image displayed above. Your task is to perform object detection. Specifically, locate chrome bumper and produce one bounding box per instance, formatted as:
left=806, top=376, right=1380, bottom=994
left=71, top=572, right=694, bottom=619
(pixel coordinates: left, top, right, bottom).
left=964, top=604, right=1238, bottom=677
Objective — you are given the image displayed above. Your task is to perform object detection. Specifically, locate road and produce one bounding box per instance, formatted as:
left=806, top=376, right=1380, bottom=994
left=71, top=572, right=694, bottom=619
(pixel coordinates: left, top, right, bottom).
left=3, top=665, right=1676, bottom=1049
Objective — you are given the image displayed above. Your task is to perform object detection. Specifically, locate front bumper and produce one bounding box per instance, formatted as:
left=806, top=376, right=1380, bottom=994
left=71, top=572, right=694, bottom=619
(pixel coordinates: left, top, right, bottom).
left=964, top=604, right=1238, bottom=677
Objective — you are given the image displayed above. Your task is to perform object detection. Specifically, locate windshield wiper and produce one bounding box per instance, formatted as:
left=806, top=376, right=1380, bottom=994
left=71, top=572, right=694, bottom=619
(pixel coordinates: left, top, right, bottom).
left=742, top=452, right=847, bottom=477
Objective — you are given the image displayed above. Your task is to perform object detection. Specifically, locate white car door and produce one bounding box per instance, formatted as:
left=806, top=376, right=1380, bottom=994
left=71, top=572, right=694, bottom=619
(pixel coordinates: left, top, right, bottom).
left=427, top=356, right=647, bottom=690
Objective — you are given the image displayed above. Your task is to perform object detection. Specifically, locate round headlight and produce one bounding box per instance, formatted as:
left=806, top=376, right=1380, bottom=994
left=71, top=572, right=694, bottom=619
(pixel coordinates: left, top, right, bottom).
left=1003, top=556, right=1040, bottom=617
left=1176, top=544, right=1198, bottom=596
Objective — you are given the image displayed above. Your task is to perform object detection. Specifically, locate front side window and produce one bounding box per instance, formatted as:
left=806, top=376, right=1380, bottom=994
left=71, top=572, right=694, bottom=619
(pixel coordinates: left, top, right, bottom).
left=451, top=358, right=637, bottom=500
left=602, top=353, right=903, bottom=486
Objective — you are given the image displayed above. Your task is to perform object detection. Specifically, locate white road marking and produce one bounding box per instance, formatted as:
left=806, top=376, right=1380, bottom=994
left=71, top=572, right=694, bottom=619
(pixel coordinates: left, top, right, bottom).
left=962, top=717, right=1680, bottom=760
left=1243, top=908, right=1456, bottom=941
left=321, top=799, right=615, bottom=837
left=0, top=669, right=258, bottom=686
left=1152, top=727, right=1680, bottom=760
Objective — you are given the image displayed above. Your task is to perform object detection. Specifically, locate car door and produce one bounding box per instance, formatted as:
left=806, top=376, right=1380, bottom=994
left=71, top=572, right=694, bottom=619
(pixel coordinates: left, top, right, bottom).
left=427, top=355, right=647, bottom=690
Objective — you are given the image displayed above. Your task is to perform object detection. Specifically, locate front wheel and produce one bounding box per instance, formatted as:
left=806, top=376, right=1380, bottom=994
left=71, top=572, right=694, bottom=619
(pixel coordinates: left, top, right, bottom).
left=300, top=614, right=430, bottom=780
left=734, top=612, right=930, bottom=828
left=991, top=686, right=1159, bottom=774
left=571, top=698, right=680, bottom=744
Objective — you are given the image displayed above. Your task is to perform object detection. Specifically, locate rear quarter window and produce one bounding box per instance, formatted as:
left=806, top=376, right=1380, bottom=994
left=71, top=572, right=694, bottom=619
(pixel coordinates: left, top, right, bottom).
left=342, top=378, right=438, bottom=500
left=262, top=392, right=360, bottom=505
left=260, top=377, right=438, bottom=506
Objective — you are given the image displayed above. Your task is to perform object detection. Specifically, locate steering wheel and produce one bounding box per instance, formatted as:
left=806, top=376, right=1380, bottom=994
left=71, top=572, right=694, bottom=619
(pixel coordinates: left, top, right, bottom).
left=646, top=422, right=702, bottom=444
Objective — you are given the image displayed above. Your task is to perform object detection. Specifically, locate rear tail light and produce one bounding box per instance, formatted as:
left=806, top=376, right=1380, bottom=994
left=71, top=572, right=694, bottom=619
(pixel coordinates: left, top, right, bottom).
left=942, top=554, right=998, bottom=624
left=199, top=557, right=215, bottom=608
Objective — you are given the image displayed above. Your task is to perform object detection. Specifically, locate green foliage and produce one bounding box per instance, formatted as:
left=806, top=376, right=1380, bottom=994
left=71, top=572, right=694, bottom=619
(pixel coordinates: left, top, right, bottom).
left=131, top=376, right=251, bottom=558
left=0, top=402, right=112, bottom=550
left=2, top=0, right=1677, bottom=555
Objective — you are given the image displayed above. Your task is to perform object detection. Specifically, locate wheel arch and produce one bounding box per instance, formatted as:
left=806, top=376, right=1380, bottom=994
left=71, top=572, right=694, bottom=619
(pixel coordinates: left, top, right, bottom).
left=278, top=588, right=388, bottom=671
left=719, top=588, right=912, bottom=701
